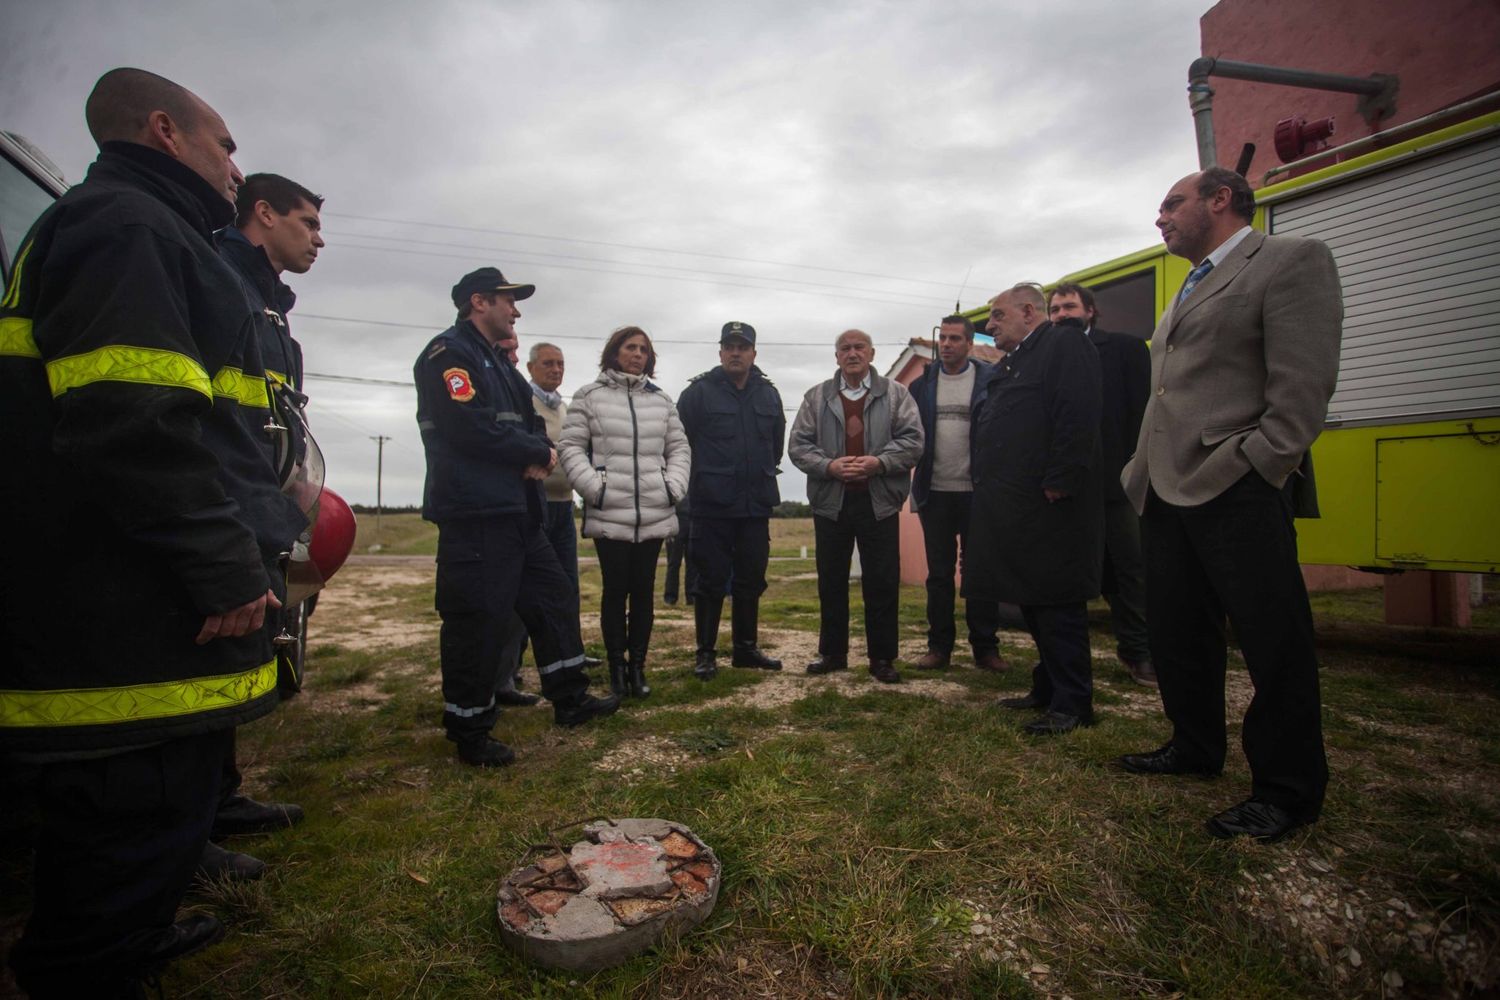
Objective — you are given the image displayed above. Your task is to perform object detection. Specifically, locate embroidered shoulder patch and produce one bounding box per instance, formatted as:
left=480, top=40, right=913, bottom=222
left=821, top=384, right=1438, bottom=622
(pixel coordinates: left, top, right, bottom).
left=444, top=367, right=476, bottom=402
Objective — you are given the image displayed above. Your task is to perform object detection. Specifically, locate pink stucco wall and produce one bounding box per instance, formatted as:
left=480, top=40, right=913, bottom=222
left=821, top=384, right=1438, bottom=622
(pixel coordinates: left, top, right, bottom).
left=1200, top=0, right=1500, bottom=178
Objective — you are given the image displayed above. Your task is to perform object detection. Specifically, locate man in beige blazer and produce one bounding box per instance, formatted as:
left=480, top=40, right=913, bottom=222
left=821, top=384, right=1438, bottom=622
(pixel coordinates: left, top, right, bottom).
left=1116, top=166, right=1342, bottom=843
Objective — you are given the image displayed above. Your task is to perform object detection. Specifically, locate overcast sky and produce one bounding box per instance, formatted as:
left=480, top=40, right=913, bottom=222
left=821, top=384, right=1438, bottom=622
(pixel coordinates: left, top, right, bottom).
left=3, top=0, right=1210, bottom=507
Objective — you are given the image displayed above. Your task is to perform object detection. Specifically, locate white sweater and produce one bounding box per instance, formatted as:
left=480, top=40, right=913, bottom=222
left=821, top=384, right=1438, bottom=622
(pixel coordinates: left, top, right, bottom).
left=558, top=369, right=691, bottom=542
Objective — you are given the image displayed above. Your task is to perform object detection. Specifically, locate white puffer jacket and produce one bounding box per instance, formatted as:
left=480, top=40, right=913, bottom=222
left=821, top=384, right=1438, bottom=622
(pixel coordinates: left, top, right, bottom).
left=559, top=369, right=691, bottom=542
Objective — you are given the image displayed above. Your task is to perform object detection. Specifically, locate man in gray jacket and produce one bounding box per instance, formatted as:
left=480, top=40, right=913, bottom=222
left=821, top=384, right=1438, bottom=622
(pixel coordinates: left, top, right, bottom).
left=789, top=329, right=924, bottom=683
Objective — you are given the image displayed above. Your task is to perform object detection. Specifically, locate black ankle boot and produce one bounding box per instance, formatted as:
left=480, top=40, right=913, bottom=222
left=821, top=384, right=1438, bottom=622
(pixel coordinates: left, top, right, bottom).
left=627, top=650, right=651, bottom=698
left=730, top=597, right=781, bottom=669
left=607, top=655, right=629, bottom=698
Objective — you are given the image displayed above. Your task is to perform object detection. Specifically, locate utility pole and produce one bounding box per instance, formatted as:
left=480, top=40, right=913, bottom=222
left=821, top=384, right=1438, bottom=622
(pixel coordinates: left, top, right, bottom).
left=369, top=435, right=391, bottom=546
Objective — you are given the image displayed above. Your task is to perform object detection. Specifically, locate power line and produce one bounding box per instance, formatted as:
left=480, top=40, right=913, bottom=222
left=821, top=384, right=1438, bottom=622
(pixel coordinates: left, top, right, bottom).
left=328, top=239, right=949, bottom=309
left=325, top=210, right=959, bottom=290
left=296, top=312, right=917, bottom=348
left=326, top=230, right=947, bottom=306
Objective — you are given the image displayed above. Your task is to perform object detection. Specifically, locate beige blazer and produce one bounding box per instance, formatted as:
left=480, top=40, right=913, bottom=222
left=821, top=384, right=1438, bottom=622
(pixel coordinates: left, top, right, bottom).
left=1121, top=230, right=1342, bottom=513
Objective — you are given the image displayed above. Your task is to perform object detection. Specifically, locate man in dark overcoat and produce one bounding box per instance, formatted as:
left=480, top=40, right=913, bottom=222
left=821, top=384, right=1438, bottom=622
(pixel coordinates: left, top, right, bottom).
left=964, top=283, right=1103, bottom=734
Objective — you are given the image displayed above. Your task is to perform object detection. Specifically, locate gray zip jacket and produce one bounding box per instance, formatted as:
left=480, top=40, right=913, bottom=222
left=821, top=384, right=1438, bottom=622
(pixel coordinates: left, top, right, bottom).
left=788, top=370, right=924, bottom=521
left=558, top=369, right=690, bottom=542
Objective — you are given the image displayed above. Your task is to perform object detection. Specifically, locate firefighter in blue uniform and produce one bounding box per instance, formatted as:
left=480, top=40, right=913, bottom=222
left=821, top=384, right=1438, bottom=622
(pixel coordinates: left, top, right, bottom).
left=677, top=321, right=786, bottom=679
left=414, top=267, right=618, bottom=767
left=0, top=69, right=289, bottom=995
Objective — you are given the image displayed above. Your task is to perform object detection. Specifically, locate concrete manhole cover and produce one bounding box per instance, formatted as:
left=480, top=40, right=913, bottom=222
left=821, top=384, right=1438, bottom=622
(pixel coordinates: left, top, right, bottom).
left=497, top=817, right=721, bottom=971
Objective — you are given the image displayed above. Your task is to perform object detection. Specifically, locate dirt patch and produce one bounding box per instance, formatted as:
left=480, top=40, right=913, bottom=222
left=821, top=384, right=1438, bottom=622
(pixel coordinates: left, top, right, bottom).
left=314, top=564, right=438, bottom=653
left=1234, top=851, right=1497, bottom=996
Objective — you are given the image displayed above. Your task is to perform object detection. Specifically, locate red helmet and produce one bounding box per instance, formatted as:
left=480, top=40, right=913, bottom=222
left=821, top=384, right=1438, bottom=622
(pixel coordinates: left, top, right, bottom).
left=286, top=487, right=357, bottom=604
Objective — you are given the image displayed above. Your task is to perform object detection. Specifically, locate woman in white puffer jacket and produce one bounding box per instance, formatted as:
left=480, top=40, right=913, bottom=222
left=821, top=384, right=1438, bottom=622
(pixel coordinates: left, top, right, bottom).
left=558, top=326, right=690, bottom=699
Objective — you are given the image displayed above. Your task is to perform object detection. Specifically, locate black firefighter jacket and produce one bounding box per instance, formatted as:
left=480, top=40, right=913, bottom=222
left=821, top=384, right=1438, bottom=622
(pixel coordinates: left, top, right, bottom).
left=414, top=320, right=553, bottom=522
left=0, top=142, right=293, bottom=752
left=963, top=321, right=1104, bottom=607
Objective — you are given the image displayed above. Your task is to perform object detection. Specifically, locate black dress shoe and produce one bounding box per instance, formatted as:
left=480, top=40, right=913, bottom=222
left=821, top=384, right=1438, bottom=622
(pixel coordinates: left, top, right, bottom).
left=693, top=651, right=718, bottom=680
left=139, top=913, right=225, bottom=969
left=1122, top=656, right=1158, bottom=687
left=996, top=692, right=1046, bottom=710
left=868, top=659, right=902, bottom=684
left=806, top=654, right=847, bottom=675
left=212, top=794, right=304, bottom=837
left=1114, top=744, right=1221, bottom=778
left=1205, top=798, right=1313, bottom=843
left=1023, top=711, right=1086, bottom=736
left=555, top=692, right=621, bottom=728
left=732, top=644, right=783, bottom=670
left=456, top=736, right=516, bottom=767
left=197, top=842, right=266, bottom=882
left=495, top=686, right=541, bottom=707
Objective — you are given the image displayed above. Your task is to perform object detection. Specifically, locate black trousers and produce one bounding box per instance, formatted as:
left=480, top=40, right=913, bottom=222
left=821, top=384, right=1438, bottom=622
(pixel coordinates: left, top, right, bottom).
left=1102, top=499, right=1150, bottom=662
left=10, top=728, right=232, bottom=996
left=435, top=516, right=588, bottom=740
left=917, top=490, right=1001, bottom=656
left=1019, top=602, right=1093, bottom=719
left=497, top=500, right=584, bottom=685
left=663, top=526, right=699, bottom=602
left=689, top=516, right=769, bottom=603
left=1143, top=472, right=1328, bottom=817
left=594, top=537, right=664, bottom=658
left=814, top=492, right=900, bottom=660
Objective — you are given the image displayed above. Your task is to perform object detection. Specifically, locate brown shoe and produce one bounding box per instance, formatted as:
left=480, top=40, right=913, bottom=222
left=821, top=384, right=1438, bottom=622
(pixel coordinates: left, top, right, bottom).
left=1123, top=657, right=1158, bottom=687
left=974, top=650, right=1008, bottom=672
left=914, top=650, right=949, bottom=670
left=868, top=659, right=902, bottom=684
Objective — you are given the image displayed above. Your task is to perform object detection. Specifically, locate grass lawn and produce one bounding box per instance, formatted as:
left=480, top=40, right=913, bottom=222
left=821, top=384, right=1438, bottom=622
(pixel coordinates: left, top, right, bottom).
left=3, top=533, right=1497, bottom=998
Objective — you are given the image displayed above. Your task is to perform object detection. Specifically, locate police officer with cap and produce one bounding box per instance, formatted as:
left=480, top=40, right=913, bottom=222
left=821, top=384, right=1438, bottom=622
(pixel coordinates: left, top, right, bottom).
left=677, top=321, right=786, bottom=678
left=414, top=267, right=618, bottom=767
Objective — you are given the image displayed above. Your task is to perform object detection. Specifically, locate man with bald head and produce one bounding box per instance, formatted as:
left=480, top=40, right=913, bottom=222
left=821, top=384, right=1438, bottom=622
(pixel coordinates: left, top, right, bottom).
left=965, top=284, right=1103, bottom=735
left=789, top=328, right=923, bottom=684
left=0, top=68, right=294, bottom=992
left=1116, top=167, right=1342, bottom=843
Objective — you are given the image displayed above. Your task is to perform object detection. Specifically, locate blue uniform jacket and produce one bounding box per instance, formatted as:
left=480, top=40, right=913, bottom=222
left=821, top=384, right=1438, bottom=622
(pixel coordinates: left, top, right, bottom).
left=415, top=321, right=553, bottom=522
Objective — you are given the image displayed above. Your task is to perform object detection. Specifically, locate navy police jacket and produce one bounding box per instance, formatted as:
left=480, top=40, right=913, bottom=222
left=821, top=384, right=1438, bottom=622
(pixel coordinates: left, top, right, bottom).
left=677, top=365, right=784, bottom=518
left=415, top=320, right=553, bottom=521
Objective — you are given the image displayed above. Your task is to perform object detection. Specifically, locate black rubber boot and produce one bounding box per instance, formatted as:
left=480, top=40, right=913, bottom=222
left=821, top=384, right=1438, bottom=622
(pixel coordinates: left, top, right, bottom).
left=607, top=654, right=629, bottom=698
left=730, top=597, right=781, bottom=670
left=627, top=649, right=652, bottom=698
left=693, top=596, right=724, bottom=679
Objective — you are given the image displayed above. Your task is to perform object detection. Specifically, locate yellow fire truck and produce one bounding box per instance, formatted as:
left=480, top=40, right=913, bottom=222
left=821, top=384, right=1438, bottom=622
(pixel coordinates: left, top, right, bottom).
left=960, top=109, right=1500, bottom=575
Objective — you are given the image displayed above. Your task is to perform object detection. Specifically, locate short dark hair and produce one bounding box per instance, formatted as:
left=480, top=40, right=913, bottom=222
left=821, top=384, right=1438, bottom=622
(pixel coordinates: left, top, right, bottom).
left=1048, top=283, right=1099, bottom=322
left=939, top=315, right=975, bottom=341
left=85, top=67, right=205, bottom=147
left=456, top=292, right=494, bottom=321
left=1197, top=166, right=1256, bottom=223
left=235, top=173, right=323, bottom=228
left=600, top=326, right=657, bottom=377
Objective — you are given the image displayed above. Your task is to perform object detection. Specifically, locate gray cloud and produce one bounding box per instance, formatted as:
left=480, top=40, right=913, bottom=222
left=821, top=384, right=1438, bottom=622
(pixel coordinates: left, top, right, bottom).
left=3, top=0, right=1208, bottom=506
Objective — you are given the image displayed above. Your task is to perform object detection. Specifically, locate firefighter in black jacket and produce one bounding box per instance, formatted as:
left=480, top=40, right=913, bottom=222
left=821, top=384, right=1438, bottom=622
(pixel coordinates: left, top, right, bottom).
left=415, top=267, right=618, bottom=767
left=677, top=321, right=786, bottom=679
left=205, top=172, right=327, bottom=882
left=0, top=69, right=289, bottom=995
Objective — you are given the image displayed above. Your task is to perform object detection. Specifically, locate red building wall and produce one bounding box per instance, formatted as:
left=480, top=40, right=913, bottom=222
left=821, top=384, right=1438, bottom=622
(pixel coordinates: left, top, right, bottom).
left=1200, top=0, right=1500, bottom=178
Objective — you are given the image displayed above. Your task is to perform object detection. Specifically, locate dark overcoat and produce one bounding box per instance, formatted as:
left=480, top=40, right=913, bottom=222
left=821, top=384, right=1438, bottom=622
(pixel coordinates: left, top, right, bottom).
left=963, top=321, right=1104, bottom=606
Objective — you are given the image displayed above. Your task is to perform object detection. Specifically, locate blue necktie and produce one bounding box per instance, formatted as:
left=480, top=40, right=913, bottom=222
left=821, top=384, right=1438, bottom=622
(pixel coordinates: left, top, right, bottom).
left=1178, top=259, right=1214, bottom=303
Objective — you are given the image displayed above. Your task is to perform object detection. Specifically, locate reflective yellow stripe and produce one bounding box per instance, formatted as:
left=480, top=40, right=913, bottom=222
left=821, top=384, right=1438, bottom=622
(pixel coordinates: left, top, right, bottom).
left=46, top=345, right=212, bottom=399
left=3, top=240, right=32, bottom=308
left=267, top=369, right=289, bottom=386
left=0, top=317, right=38, bottom=358
left=212, top=366, right=272, bottom=408
left=0, top=659, right=277, bottom=728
